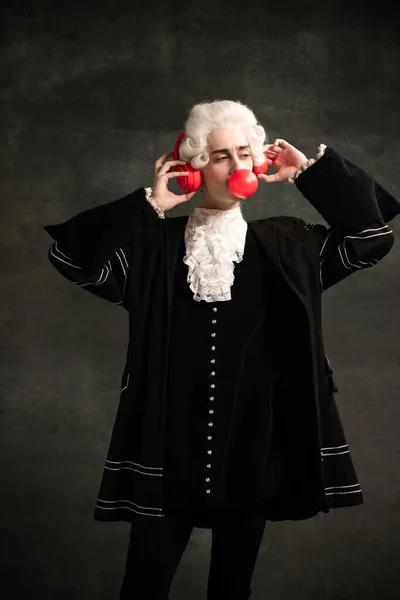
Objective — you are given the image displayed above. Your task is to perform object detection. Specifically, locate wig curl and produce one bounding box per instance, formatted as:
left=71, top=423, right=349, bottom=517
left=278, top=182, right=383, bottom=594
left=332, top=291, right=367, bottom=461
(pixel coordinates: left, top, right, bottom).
left=178, top=100, right=268, bottom=169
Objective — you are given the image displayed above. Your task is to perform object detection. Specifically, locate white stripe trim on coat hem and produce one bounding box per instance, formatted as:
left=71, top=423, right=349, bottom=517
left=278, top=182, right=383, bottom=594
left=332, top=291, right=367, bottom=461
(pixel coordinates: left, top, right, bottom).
left=96, top=498, right=164, bottom=517
left=105, top=459, right=162, bottom=471
left=325, top=489, right=362, bottom=496
left=104, top=465, right=163, bottom=476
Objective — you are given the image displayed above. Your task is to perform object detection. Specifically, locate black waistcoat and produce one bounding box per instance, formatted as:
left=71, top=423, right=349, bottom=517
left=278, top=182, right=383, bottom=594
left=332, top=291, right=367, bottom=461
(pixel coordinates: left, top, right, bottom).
left=163, top=227, right=286, bottom=523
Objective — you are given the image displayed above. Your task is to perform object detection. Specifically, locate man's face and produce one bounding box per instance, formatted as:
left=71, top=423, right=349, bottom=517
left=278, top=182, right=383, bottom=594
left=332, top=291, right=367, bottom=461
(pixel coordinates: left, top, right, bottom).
left=201, top=127, right=254, bottom=199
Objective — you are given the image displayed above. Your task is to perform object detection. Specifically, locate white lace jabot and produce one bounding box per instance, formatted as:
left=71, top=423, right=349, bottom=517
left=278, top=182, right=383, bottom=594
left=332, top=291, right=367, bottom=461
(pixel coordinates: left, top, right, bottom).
left=183, top=205, right=248, bottom=303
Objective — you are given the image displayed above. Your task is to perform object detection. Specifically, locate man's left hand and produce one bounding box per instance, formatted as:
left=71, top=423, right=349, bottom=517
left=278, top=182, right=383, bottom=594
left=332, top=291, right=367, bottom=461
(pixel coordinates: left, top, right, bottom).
left=260, top=139, right=308, bottom=183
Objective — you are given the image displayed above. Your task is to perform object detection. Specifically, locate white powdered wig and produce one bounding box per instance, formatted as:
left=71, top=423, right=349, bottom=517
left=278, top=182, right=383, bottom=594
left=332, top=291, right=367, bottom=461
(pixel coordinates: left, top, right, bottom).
left=178, top=99, right=268, bottom=169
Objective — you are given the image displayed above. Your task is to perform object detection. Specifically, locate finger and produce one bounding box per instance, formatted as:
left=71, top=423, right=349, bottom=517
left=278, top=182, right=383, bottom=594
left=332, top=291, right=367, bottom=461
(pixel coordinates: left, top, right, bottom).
left=155, top=153, right=181, bottom=171
left=257, top=173, right=283, bottom=184
left=162, top=159, right=187, bottom=167
left=155, top=153, right=170, bottom=166
left=155, top=156, right=169, bottom=172
left=163, top=171, right=190, bottom=179
left=273, top=139, right=289, bottom=148
left=158, top=160, right=187, bottom=175
left=178, top=191, right=197, bottom=204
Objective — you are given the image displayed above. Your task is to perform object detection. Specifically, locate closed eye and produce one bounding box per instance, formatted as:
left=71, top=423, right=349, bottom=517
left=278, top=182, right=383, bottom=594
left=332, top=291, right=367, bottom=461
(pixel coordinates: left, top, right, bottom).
left=216, top=154, right=250, bottom=162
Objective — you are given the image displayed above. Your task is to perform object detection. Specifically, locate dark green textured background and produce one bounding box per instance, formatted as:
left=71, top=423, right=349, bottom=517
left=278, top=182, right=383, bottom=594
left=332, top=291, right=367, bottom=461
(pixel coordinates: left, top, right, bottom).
left=1, top=1, right=399, bottom=598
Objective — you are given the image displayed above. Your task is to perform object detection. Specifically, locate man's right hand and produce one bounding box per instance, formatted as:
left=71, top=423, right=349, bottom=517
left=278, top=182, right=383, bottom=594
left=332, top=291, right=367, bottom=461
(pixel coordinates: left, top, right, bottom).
left=151, top=152, right=197, bottom=212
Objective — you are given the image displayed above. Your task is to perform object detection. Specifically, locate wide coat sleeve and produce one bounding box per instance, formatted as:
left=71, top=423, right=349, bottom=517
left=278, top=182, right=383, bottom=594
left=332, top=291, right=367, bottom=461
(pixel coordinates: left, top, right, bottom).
left=43, top=187, right=160, bottom=307
left=293, top=146, right=399, bottom=291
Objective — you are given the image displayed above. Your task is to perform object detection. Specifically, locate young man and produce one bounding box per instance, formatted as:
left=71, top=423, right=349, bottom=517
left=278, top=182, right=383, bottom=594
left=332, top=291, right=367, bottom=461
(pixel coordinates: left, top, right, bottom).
left=44, top=100, right=399, bottom=599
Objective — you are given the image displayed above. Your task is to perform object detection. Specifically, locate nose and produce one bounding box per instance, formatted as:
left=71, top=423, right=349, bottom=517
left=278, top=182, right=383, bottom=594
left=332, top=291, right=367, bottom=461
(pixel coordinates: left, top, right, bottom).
left=229, top=156, right=242, bottom=174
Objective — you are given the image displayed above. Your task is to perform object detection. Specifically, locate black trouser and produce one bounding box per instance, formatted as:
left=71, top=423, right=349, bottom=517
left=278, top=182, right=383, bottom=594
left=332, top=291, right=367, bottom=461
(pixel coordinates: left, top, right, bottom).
left=119, top=510, right=268, bottom=600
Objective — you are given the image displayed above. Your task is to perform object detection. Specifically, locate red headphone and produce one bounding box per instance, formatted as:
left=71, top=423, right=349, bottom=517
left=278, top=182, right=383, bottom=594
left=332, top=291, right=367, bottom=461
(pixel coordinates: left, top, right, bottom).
left=172, top=130, right=269, bottom=199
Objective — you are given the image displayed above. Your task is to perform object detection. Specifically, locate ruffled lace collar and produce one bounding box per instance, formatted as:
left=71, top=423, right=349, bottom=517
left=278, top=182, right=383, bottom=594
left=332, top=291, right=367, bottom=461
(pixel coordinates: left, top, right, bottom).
left=183, top=205, right=248, bottom=302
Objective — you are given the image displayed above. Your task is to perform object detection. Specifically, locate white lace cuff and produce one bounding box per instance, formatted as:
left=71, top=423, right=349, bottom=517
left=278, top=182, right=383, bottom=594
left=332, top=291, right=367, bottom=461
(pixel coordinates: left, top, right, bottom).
left=144, top=187, right=165, bottom=219
left=288, top=144, right=327, bottom=184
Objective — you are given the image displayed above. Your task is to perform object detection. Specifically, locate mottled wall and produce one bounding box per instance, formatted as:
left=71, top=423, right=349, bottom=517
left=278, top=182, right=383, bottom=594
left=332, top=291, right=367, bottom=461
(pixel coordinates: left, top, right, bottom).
left=1, top=1, right=399, bottom=598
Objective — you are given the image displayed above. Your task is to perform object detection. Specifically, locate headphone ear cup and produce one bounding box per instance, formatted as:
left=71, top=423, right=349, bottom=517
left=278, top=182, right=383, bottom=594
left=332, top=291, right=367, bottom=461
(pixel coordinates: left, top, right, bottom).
left=252, top=151, right=269, bottom=176
left=176, top=164, right=202, bottom=192
left=173, top=130, right=202, bottom=192
left=187, top=167, right=202, bottom=192
left=252, top=159, right=269, bottom=176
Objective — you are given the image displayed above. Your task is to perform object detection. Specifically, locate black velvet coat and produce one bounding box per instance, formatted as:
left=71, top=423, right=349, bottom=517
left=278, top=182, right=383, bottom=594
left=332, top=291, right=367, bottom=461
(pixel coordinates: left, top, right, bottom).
left=44, top=147, right=399, bottom=525
left=162, top=227, right=285, bottom=527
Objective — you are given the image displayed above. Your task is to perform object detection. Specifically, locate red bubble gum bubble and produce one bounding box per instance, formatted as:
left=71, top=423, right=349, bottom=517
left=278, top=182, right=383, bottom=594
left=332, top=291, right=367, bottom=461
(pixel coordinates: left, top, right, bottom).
left=227, top=169, right=259, bottom=199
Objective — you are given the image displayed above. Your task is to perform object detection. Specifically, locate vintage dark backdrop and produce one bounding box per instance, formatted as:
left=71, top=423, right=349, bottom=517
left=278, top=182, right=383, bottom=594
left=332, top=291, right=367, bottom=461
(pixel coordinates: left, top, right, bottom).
left=1, top=1, right=399, bottom=598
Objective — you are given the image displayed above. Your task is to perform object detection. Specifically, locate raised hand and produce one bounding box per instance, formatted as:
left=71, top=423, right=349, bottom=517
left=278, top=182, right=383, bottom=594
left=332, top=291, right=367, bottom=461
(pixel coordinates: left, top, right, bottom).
left=260, top=139, right=308, bottom=183
left=151, top=153, right=197, bottom=212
